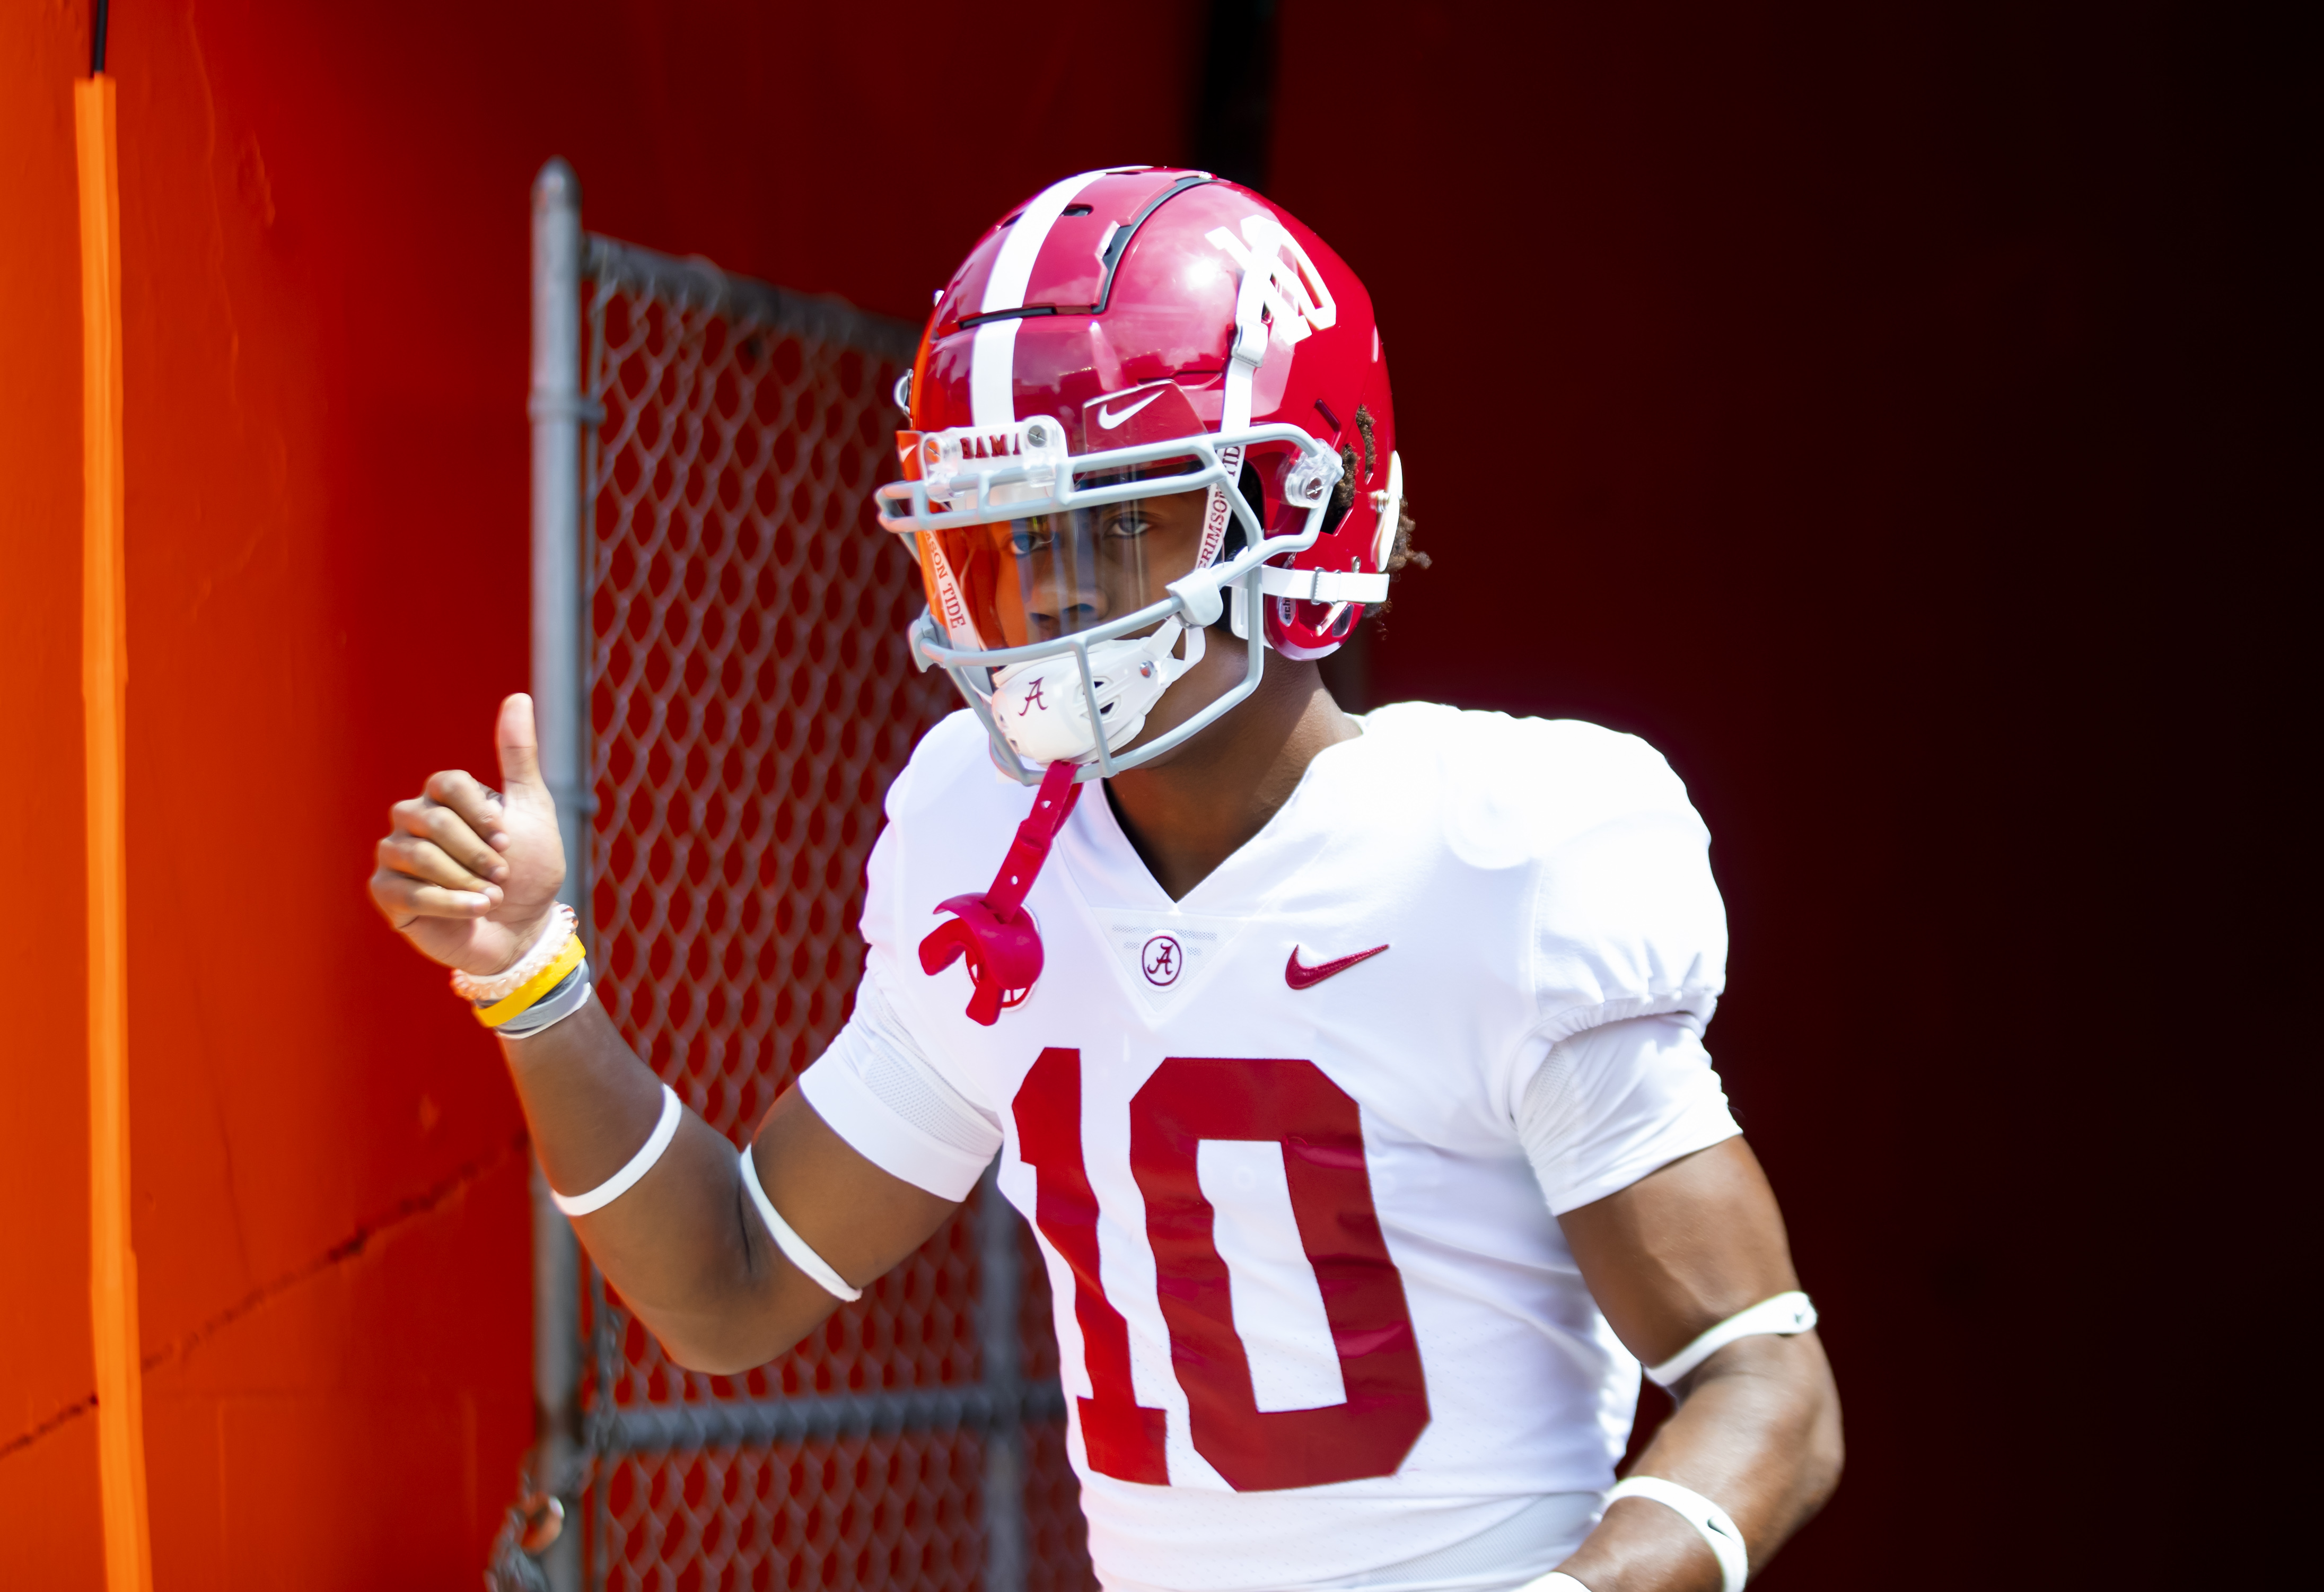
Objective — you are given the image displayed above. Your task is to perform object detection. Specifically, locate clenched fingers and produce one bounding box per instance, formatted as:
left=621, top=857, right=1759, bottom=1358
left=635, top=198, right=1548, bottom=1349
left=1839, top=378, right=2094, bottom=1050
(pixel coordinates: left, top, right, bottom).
left=376, top=832, right=504, bottom=898
left=424, top=768, right=511, bottom=851
left=392, top=791, right=508, bottom=881
left=370, top=867, right=496, bottom=929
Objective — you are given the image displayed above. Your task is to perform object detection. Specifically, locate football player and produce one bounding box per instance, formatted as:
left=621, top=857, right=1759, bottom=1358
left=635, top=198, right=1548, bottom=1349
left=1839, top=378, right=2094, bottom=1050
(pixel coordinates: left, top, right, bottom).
left=372, top=169, right=1841, bottom=1591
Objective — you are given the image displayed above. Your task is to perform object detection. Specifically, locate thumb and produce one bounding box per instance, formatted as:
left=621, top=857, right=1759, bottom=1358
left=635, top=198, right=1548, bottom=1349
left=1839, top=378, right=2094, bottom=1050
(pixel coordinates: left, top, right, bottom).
left=496, top=692, right=546, bottom=792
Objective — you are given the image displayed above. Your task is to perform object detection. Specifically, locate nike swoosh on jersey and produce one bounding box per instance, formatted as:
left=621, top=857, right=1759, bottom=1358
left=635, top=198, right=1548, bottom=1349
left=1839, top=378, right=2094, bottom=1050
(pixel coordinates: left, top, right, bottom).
left=1097, top=389, right=1166, bottom=428
left=1284, top=943, right=1390, bottom=990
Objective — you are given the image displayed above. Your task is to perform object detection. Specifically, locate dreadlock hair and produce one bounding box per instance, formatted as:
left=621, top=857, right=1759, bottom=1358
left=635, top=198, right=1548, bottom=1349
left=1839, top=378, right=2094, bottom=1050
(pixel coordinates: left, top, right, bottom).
left=1323, top=404, right=1380, bottom=526
left=1365, top=499, right=1427, bottom=640
left=1310, top=404, right=1428, bottom=639
left=1356, top=405, right=1427, bottom=635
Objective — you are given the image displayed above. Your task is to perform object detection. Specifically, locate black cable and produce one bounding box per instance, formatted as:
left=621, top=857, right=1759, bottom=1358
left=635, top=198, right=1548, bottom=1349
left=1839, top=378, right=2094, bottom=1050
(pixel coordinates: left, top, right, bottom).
left=92, top=0, right=110, bottom=74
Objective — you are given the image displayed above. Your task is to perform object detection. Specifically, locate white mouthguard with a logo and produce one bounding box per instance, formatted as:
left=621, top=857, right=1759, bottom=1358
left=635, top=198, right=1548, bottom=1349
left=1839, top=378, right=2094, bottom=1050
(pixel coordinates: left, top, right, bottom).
left=989, top=618, right=1206, bottom=766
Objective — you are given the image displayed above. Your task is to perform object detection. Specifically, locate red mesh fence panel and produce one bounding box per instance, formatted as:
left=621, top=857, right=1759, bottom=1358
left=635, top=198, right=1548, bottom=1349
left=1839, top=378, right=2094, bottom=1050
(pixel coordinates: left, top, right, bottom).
left=1015, top=1230, right=1086, bottom=1592
left=572, top=238, right=1092, bottom=1592
left=595, top=1433, right=986, bottom=1592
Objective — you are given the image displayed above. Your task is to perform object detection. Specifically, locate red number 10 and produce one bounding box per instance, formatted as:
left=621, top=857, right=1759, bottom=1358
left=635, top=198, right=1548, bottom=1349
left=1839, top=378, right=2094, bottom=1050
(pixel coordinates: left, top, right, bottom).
left=1013, top=1049, right=1432, bottom=1492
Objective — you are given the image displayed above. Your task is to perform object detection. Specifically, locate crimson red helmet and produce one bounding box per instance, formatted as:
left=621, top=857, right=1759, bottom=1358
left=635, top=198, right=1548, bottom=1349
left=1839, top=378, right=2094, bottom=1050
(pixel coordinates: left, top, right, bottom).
left=875, top=167, right=1404, bottom=783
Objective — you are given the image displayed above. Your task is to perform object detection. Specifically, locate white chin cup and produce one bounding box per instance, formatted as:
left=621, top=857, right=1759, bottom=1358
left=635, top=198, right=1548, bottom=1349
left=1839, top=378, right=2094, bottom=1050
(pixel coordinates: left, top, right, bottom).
left=989, top=618, right=1205, bottom=766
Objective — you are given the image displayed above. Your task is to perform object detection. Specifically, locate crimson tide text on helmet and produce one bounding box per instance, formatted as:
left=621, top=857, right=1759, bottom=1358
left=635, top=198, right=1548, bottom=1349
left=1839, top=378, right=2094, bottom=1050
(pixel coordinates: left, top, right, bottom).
left=875, top=166, right=1405, bottom=785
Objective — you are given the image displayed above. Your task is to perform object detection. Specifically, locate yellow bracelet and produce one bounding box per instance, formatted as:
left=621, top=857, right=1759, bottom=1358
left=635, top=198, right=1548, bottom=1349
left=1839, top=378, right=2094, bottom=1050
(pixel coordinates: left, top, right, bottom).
left=473, top=933, right=587, bottom=1028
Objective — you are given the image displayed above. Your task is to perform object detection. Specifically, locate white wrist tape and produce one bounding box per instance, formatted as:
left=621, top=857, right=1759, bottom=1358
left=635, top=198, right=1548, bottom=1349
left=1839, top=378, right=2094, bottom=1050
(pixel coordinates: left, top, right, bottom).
left=1513, top=1575, right=1594, bottom=1592
left=1604, top=1476, right=1747, bottom=1592
left=1645, top=1290, right=1817, bottom=1387
left=739, top=1143, right=863, bottom=1302
left=550, top=1083, right=681, bottom=1217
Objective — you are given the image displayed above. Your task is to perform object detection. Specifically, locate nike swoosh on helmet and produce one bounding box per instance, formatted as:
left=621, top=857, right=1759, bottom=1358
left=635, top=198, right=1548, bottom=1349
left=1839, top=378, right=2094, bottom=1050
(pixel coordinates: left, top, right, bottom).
left=1097, top=388, right=1167, bottom=428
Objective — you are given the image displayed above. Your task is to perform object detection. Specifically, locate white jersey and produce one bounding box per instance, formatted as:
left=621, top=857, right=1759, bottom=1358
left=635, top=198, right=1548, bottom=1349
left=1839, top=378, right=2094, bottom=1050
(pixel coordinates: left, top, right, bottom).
left=799, top=703, right=1738, bottom=1591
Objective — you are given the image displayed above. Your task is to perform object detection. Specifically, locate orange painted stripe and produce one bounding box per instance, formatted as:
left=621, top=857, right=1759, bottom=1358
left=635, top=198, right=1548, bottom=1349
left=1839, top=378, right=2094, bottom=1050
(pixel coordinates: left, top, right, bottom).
left=76, top=72, right=155, bottom=1592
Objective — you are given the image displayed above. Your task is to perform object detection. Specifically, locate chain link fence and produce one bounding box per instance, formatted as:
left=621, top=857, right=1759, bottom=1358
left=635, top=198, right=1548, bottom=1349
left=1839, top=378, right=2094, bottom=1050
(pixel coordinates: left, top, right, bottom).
left=541, top=225, right=1091, bottom=1592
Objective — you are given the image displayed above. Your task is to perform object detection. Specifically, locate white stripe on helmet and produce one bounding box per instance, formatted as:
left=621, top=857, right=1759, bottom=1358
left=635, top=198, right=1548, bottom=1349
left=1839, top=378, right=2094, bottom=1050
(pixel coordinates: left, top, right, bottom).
left=969, top=320, right=1024, bottom=431
left=969, top=170, right=1111, bottom=430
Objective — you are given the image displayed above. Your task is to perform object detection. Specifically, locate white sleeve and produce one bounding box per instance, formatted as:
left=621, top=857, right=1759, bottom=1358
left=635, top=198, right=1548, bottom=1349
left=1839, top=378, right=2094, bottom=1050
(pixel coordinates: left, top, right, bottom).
left=1516, top=1014, right=1741, bottom=1215
left=1528, top=804, right=1727, bottom=1049
left=795, top=967, right=1003, bottom=1201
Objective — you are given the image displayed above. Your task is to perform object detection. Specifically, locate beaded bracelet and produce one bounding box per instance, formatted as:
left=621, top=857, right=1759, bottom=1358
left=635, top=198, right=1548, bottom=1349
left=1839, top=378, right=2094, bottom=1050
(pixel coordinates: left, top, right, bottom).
left=470, top=934, right=586, bottom=1028
left=451, top=903, right=578, bottom=1003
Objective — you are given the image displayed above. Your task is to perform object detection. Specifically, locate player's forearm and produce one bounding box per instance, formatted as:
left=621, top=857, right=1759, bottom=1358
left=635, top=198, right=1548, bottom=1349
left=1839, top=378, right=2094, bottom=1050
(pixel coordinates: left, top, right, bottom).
left=366, top=709, right=841, bottom=1369
left=1557, top=1332, right=1843, bottom=1591
left=499, top=999, right=837, bottom=1371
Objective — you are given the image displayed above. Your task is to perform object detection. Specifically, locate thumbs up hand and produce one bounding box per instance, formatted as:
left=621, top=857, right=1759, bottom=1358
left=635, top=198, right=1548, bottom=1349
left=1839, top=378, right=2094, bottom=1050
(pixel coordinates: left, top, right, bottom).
left=369, top=693, right=571, bottom=976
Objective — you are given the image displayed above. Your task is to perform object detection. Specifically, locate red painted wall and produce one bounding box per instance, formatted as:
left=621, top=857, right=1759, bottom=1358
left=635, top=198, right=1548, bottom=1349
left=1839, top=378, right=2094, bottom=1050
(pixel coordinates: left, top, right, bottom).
left=0, top=2, right=1197, bottom=1584
left=0, top=8, right=109, bottom=1584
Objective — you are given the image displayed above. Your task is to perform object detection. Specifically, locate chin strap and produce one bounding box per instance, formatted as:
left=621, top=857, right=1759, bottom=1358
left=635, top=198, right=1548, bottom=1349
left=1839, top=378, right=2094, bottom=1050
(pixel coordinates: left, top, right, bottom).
left=918, top=760, right=1083, bottom=1025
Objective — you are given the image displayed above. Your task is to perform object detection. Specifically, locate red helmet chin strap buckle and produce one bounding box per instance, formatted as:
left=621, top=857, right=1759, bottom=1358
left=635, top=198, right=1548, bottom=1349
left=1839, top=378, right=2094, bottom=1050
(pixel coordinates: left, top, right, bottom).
left=918, top=760, right=1084, bottom=1026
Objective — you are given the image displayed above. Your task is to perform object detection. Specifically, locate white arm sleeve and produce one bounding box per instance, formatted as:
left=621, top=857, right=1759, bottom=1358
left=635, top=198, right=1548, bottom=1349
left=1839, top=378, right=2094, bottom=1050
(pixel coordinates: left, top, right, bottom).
left=1517, top=1014, right=1741, bottom=1215
left=795, top=969, right=1003, bottom=1201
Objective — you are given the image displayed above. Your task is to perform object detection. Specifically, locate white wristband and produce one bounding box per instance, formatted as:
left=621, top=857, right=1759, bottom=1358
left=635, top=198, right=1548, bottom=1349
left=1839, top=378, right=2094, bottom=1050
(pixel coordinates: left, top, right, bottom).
left=497, top=972, right=592, bottom=1039
left=739, top=1143, right=863, bottom=1302
left=1645, top=1290, right=1817, bottom=1387
left=549, top=1084, right=682, bottom=1217
left=1604, top=1476, right=1747, bottom=1592
left=1513, top=1575, right=1594, bottom=1592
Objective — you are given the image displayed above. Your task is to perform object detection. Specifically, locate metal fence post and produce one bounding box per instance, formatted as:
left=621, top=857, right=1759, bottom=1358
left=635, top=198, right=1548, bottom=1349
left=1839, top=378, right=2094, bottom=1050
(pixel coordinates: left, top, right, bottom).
left=978, top=1167, right=1028, bottom=1592
left=528, top=206, right=1050, bottom=1591
left=529, top=155, right=589, bottom=1592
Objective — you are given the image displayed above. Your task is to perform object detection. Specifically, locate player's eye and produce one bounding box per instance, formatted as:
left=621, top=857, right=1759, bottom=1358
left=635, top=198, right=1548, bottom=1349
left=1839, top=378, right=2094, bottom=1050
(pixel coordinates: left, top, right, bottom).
left=1008, top=521, right=1057, bottom=557
left=1100, top=508, right=1151, bottom=540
